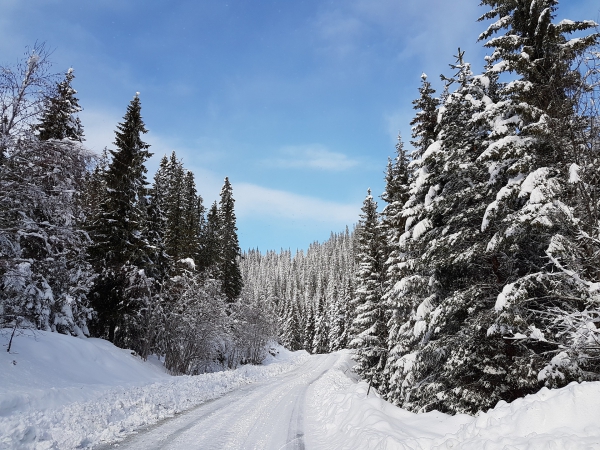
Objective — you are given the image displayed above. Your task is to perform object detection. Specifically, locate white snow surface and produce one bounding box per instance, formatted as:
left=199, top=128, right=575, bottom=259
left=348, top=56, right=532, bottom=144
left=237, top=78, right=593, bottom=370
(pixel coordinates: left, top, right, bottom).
left=0, top=330, right=308, bottom=449
left=307, top=352, right=600, bottom=449
left=3, top=332, right=600, bottom=449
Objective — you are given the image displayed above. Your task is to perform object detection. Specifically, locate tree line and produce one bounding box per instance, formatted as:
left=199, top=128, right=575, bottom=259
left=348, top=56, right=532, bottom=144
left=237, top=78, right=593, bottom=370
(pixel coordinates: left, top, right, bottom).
left=0, top=44, right=272, bottom=373
left=240, top=229, right=357, bottom=354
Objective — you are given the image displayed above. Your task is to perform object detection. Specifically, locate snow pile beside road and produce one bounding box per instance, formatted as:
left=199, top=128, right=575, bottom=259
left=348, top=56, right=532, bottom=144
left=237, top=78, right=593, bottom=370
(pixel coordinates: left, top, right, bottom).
left=0, top=330, right=308, bottom=449
left=445, top=382, right=600, bottom=449
left=305, top=350, right=471, bottom=449
left=306, top=350, right=600, bottom=449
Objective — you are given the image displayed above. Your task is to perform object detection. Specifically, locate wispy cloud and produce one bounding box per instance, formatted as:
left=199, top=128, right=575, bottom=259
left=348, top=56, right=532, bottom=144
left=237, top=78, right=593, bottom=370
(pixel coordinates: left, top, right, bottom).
left=266, top=145, right=359, bottom=171
left=78, top=107, right=122, bottom=154
left=234, top=182, right=358, bottom=225
left=384, top=110, right=414, bottom=145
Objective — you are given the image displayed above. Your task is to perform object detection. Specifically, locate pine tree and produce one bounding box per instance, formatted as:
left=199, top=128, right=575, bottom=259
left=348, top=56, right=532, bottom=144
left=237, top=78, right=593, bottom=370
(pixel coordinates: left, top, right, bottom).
left=87, top=93, right=152, bottom=345
left=217, top=177, right=243, bottom=301
left=35, top=68, right=84, bottom=142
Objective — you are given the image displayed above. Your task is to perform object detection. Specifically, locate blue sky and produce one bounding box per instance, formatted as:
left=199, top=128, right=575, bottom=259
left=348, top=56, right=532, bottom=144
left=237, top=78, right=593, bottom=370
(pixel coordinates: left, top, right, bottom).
left=2, top=0, right=598, bottom=251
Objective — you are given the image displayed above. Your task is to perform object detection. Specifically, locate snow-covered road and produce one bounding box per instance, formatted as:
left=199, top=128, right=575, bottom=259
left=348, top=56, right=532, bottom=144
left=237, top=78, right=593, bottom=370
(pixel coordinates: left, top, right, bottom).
left=97, top=353, right=339, bottom=450
left=5, top=331, right=600, bottom=449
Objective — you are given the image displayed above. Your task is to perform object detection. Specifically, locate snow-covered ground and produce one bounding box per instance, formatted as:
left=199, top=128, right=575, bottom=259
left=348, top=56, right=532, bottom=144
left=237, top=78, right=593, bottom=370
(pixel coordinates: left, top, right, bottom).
left=0, top=329, right=308, bottom=449
left=306, top=351, right=600, bottom=449
left=2, top=330, right=600, bottom=449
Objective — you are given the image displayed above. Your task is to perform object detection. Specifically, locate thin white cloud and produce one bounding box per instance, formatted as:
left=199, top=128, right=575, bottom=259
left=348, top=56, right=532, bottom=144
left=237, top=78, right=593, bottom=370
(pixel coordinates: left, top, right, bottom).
left=234, top=182, right=358, bottom=225
left=268, top=145, right=359, bottom=171
left=312, top=0, right=483, bottom=67
left=384, top=110, right=413, bottom=144
left=78, top=108, right=122, bottom=155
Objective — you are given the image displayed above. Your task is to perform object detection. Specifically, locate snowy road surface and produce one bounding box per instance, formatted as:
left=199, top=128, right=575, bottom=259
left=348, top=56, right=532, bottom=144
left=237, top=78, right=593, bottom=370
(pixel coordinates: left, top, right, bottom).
left=98, top=353, right=338, bottom=450
left=5, top=332, right=600, bottom=449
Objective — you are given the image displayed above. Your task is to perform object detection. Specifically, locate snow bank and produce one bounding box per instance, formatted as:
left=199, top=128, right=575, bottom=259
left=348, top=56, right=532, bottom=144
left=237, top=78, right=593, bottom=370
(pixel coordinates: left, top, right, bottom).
left=0, top=330, right=308, bottom=449
left=444, top=382, right=600, bottom=449
left=305, top=350, right=472, bottom=449
left=306, top=350, right=600, bottom=449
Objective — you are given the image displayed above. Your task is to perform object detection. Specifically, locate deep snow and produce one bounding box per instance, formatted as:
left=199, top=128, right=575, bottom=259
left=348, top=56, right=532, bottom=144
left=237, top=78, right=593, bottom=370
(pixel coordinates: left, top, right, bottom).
left=2, top=329, right=600, bottom=449
left=306, top=352, right=600, bottom=449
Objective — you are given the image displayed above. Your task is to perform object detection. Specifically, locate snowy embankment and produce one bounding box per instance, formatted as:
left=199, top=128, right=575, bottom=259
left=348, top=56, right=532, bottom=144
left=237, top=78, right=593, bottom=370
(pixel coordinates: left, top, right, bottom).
left=306, top=350, right=600, bottom=449
left=0, top=329, right=308, bottom=449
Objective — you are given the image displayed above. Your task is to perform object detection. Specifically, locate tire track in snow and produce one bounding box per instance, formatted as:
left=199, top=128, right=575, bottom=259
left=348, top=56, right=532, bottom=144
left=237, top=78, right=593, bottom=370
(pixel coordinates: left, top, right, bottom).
left=97, top=353, right=339, bottom=450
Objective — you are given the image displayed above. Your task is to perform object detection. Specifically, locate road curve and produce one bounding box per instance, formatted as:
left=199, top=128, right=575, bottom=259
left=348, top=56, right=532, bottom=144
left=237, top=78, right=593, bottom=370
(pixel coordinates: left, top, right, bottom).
left=96, top=352, right=340, bottom=450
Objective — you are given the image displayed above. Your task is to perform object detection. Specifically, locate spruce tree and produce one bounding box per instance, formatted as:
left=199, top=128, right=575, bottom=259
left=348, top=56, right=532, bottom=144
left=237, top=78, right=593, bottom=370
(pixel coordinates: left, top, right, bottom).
left=0, top=137, right=94, bottom=335
left=181, top=170, right=203, bottom=261
left=303, top=303, right=316, bottom=352
left=476, top=0, right=600, bottom=399
left=312, top=290, right=329, bottom=354
left=281, top=297, right=303, bottom=351
left=350, top=189, right=387, bottom=390
left=217, top=177, right=243, bottom=301
left=87, top=93, right=152, bottom=344
left=198, top=201, right=221, bottom=273
left=385, top=52, right=505, bottom=413
left=379, top=136, right=411, bottom=392
left=35, top=68, right=84, bottom=142
left=410, top=73, right=439, bottom=159
left=164, top=152, right=186, bottom=263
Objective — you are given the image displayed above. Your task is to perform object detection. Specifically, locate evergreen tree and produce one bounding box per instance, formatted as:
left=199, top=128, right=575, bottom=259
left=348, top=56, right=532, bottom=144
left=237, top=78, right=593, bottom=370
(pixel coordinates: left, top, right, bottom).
left=163, top=152, right=186, bottom=263
left=350, top=190, right=387, bottom=390
left=217, top=177, right=243, bottom=301
left=328, top=283, right=350, bottom=351
left=35, top=68, right=84, bottom=142
left=379, top=136, right=411, bottom=391
left=312, top=290, right=329, bottom=354
left=198, top=201, right=221, bottom=273
left=281, top=297, right=303, bottom=351
left=87, top=93, right=152, bottom=345
left=145, top=183, right=170, bottom=284
left=475, top=0, right=600, bottom=401
left=410, top=73, right=440, bottom=159
left=303, top=302, right=316, bottom=352
left=0, top=137, right=94, bottom=335
left=181, top=170, right=203, bottom=261
left=385, top=52, right=504, bottom=413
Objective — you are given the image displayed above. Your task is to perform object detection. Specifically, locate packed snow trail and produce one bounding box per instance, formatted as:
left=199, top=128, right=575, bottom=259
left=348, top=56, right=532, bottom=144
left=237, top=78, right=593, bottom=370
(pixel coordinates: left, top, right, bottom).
left=97, top=353, right=338, bottom=450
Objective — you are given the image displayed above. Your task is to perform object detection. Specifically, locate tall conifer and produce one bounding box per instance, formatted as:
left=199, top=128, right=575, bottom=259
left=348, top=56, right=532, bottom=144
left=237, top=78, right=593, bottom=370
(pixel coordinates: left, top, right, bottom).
left=35, top=68, right=84, bottom=142
left=88, top=93, right=152, bottom=344
left=217, top=177, right=243, bottom=301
